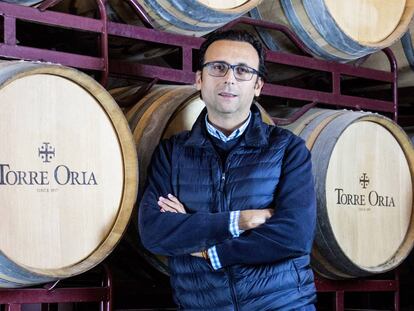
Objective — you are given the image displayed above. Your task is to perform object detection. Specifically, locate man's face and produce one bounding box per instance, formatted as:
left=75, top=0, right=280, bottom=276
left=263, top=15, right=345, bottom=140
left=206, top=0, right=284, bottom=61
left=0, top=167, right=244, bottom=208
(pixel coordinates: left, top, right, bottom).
left=195, top=40, right=264, bottom=121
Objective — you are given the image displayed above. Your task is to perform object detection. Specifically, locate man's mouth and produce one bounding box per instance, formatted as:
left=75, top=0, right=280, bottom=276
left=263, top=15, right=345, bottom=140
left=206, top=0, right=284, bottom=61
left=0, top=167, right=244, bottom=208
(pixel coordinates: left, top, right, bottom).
left=218, top=92, right=237, bottom=98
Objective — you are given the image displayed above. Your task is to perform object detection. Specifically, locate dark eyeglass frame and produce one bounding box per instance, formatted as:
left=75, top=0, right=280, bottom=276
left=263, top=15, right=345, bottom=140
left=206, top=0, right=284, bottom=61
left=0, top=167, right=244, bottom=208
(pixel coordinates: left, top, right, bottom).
left=202, top=61, right=260, bottom=81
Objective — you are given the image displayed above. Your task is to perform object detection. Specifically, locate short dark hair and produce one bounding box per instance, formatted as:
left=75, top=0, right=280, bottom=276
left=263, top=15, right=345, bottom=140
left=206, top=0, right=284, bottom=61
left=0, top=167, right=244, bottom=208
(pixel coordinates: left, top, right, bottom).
left=198, top=30, right=267, bottom=81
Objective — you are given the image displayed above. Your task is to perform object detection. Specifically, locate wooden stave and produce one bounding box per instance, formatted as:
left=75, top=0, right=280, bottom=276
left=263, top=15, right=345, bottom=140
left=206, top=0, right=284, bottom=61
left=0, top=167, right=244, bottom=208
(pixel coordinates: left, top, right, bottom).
left=298, top=110, right=346, bottom=149
left=0, top=62, right=138, bottom=286
left=250, top=1, right=369, bottom=62
left=130, top=0, right=231, bottom=35
left=311, top=245, right=354, bottom=279
left=109, top=0, right=224, bottom=36
left=127, top=86, right=177, bottom=132
left=109, top=84, right=146, bottom=112
left=250, top=0, right=414, bottom=62
left=311, top=112, right=414, bottom=278
left=302, top=0, right=375, bottom=56
left=281, top=108, right=326, bottom=135
left=0, top=254, right=56, bottom=287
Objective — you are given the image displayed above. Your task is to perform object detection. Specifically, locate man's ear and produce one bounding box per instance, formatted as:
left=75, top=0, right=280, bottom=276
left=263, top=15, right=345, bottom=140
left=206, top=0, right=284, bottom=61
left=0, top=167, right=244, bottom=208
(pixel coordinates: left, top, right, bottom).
left=195, top=70, right=202, bottom=91
left=254, top=77, right=264, bottom=97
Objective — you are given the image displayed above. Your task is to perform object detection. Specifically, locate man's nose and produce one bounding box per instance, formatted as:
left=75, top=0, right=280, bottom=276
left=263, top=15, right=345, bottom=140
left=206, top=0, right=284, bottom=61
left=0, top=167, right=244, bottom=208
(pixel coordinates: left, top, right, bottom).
left=223, top=67, right=237, bottom=84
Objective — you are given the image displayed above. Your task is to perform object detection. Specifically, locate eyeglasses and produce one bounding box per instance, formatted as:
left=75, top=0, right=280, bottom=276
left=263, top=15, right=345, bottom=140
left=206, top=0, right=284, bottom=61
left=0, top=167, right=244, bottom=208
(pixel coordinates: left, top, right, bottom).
left=202, top=61, right=260, bottom=81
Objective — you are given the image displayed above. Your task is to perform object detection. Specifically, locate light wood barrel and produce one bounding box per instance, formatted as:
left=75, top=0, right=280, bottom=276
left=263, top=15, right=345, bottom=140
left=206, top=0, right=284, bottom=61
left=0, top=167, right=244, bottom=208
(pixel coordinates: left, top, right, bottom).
left=284, top=109, right=414, bottom=278
left=109, top=0, right=263, bottom=36
left=0, top=62, right=138, bottom=287
left=250, top=0, right=414, bottom=62
left=119, top=85, right=273, bottom=274
left=360, top=23, right=414, bottom=89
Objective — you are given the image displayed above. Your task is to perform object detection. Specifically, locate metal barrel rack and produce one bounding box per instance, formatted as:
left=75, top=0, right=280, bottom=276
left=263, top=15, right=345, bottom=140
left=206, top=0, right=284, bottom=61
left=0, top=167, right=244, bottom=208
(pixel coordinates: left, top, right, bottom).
left=315, top=271, right=400, bottom=311
left=0, top=264, right=112, bottom=311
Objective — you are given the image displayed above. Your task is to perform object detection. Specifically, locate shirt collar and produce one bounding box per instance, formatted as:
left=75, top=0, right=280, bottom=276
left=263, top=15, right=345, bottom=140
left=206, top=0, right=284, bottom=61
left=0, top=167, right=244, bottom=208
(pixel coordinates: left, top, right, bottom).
left=205, top=112, right=251, bottom=143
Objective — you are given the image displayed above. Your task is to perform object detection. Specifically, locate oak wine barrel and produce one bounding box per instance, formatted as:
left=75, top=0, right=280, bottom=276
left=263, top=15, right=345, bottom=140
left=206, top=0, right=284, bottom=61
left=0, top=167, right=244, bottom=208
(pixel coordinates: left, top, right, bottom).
left=250, top=0, right=414, bottom=62
left=284, top=108, right=414, bottom=278
left=0, top=61, right=138, bottom=287
left=108, top=0, right=263, bottom=36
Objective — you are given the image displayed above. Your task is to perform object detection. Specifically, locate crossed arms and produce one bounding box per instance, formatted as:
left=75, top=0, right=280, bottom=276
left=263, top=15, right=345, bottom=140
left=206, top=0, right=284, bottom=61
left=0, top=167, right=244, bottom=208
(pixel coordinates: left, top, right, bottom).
left=138, top=135, right=316, bottom=268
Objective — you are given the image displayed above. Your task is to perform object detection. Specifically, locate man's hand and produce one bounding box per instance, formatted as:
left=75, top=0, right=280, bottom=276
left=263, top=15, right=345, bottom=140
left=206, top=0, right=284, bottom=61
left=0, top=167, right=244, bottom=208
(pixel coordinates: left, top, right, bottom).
left=158, top=194, right=186, bottom=214
left=157, top=195, right=205, bottom=258
left=239, top=209, right=274, bottom=230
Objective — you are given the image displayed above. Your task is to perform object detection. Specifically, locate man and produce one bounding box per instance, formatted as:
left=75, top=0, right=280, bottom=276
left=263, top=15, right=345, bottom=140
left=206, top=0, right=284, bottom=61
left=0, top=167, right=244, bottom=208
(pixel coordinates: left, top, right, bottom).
left=138, top=30, right=317, bottom=310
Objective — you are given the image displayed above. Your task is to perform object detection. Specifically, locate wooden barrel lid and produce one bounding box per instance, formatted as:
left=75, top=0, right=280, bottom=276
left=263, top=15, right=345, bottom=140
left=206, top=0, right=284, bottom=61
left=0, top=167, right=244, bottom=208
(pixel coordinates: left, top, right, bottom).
left=324, top=0, right=408, bottom=45
left=0, top=62, right=138, bottom=284
left=312, top=112, right=414, bottom=277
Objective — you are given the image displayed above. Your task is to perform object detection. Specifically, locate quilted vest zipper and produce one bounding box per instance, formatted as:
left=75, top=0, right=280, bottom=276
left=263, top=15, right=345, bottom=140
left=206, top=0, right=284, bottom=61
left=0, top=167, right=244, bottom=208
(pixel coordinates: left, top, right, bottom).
left=219, top=172, right=226, bottom=192
left=226, top=268, right=239, bottom=311
left=215, top=150, right=239, bottom=309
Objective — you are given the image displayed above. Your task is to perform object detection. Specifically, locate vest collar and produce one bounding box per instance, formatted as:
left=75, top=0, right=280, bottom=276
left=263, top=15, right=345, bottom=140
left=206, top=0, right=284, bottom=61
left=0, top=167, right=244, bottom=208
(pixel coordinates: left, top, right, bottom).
left=184, top=104, right=269, bottom=148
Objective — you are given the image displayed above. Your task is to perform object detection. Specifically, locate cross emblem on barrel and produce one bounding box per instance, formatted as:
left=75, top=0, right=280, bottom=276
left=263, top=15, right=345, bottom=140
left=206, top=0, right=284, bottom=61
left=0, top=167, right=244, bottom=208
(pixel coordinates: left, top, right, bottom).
left=359, top=173, right=370, bottom=189
left=38, top=142, right=55, bottom=163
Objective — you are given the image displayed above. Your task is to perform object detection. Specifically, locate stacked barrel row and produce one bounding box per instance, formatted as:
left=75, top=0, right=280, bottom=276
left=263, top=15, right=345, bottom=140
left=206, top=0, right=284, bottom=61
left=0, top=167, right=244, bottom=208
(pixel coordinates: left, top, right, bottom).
left=6, top=0, right=414, bottom=63
left=7, top=0, right=414, bottom=89
left=76, top=0, right=414, bottom=88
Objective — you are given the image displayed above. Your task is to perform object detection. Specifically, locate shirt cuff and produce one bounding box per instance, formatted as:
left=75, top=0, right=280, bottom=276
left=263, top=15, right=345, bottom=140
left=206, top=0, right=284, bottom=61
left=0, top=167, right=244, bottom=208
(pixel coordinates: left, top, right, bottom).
left=208, top=246, right=222, bottom=270
left=229, top=210, right=244, bottom=237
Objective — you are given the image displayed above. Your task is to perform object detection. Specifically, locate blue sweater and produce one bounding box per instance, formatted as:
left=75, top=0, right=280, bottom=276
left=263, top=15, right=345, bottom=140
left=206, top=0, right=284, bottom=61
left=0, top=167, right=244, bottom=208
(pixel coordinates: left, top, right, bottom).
left=138, top=105, right=317, bottom=310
